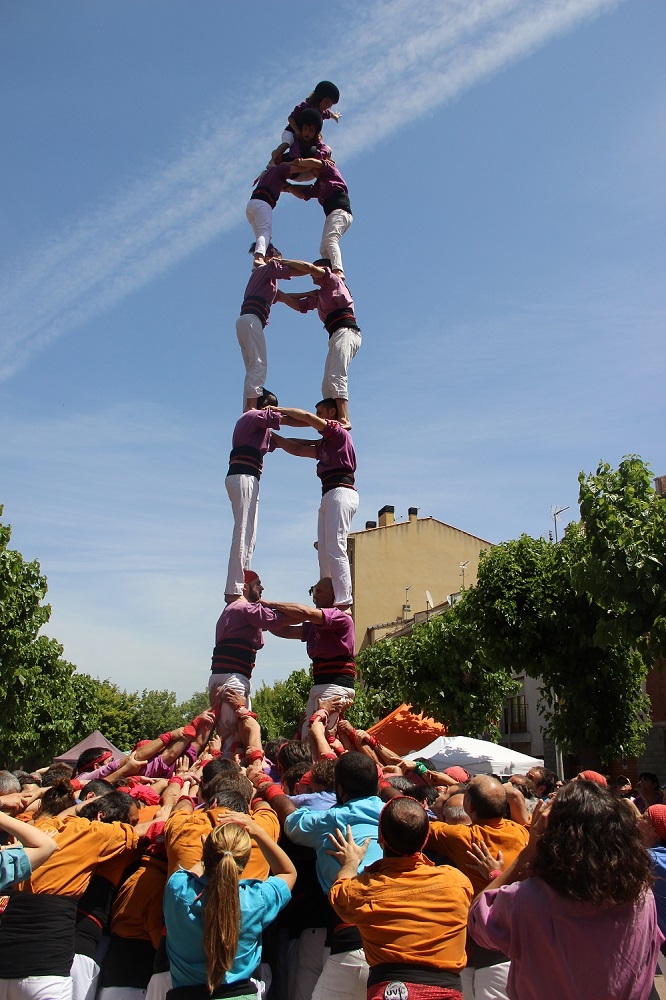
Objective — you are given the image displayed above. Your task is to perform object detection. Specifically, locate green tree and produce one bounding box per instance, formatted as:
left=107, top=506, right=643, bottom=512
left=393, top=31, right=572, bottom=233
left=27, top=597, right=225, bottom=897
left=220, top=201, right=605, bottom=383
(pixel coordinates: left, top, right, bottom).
left=177, top=690, right=210, bottom=724
left=469, top=531, right=651, bottom=763
left=573, top=456, right=666, bottom=656
left=357, top=600, right=520, bottom=741
left=0, top=507, right=79, bottom=767
left=253, top=669, right=314, bottom=741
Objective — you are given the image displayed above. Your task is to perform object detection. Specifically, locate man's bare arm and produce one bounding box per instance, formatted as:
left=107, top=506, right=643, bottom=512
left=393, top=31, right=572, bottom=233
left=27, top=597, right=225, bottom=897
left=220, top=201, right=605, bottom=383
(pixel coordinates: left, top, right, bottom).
left=276, top=408, right=328, bottom=432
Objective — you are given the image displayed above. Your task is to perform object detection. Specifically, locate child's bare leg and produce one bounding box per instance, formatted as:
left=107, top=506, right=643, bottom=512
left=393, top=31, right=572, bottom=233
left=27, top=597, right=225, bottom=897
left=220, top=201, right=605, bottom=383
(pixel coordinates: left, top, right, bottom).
left=267, top=141, right=290, bottom=168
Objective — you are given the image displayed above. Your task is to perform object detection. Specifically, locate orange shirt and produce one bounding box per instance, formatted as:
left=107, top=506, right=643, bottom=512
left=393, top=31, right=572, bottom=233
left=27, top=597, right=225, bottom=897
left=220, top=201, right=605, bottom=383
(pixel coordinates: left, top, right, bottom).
left=330, top=854, right=473, bottom=971
left=111, top=856, right=167, bottom=948
left=428, top=817, right=529, bottom=896
left=164, top=805, right=279, bottom=880
left=31, top=813, right=66, bottom=836
left=26, top=815, right=139, bottom=899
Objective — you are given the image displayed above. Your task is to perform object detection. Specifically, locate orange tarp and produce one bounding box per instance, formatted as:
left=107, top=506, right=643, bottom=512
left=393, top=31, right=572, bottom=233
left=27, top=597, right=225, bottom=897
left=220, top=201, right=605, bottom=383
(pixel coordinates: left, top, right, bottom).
left=367, top=703, right=448, bottom=757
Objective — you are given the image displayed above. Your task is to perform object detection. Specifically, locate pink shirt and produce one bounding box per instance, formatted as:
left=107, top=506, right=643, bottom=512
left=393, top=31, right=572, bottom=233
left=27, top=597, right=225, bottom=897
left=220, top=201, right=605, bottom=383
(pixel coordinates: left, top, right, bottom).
left=231, top=409, right=281, bottom=454
left=298, top=269, right=354, bottom=327
left=215, top=600, right=282, bottom=653
left=315, top=421, right=356, bottom=481
left=302, top=608, right=355, bottom=660
left=468, top=877, right=663, bottom=1000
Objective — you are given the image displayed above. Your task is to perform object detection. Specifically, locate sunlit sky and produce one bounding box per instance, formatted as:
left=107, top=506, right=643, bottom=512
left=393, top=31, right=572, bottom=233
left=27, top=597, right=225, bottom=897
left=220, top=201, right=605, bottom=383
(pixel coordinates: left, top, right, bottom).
left=1, top=0, right=664, bottom=699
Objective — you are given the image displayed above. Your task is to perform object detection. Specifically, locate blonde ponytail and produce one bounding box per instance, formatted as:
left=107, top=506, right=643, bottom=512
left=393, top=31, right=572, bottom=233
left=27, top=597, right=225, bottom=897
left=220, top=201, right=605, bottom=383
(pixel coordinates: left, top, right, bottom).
left=202, top=824, right=252, bottom=993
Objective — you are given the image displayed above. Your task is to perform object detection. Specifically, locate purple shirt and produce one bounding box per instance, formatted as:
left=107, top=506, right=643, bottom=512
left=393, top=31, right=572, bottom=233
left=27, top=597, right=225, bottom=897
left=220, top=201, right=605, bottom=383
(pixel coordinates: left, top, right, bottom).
left=215, top=600, right=282, bottom=653
left=304, top=159, right=348, bottom=207
left=288, top=136, right=331, bottom=161
left=315, top=421, right=356, bottom=480
left=468, top=878, right=663, bottom=1000
left=297, top=269, right=354, bottom=326
left=242, top=260, right=293, bottom=315
left=287, top=99, right=334, bottom=132
left=231, top=409, right=281, bottom=455
left=251, top=161, right=292, bottom=206
left=302, top=608, right=355, bottom=660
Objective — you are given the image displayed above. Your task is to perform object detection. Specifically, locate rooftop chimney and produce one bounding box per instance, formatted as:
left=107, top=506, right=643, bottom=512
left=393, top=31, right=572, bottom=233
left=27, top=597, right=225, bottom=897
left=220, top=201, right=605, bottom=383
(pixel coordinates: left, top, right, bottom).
left=378, top=505, right=395, bottom=527
left=655, top=476, right=666, bottom=497
left=365, top=520, right=377, bottom=529
left=408, top=507, right=418, bottom=522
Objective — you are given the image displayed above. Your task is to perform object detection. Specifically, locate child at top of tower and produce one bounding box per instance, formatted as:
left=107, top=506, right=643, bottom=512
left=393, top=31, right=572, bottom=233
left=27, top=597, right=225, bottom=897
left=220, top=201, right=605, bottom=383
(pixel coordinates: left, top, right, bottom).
left=267, top=81, right=340, bottom=169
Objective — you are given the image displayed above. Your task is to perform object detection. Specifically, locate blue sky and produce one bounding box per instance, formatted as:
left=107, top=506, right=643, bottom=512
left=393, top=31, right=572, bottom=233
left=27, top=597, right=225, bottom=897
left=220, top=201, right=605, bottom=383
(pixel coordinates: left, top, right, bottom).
left=1, top=0, right=664, bottom=699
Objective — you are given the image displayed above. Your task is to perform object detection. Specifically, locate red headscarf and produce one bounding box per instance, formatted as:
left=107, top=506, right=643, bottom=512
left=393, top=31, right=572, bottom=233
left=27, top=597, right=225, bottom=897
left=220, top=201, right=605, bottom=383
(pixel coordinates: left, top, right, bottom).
left=578, top=770, right=608, bottom=786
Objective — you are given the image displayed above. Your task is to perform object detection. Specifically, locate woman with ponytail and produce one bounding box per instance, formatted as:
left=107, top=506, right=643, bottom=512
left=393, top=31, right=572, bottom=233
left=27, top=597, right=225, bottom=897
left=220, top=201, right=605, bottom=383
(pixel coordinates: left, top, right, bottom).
left=163, top=812, right=296, bottom=999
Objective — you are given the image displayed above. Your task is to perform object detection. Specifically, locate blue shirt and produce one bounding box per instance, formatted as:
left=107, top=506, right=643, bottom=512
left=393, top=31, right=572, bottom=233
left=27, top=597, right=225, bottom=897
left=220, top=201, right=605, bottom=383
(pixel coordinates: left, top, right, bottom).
left=164, top=869, right=291, bottom=989
left=0, top=847, right=31, bottom=891
left=284, top=795, right=384, bottom=892
left=288, top=790, right=337, bottom=812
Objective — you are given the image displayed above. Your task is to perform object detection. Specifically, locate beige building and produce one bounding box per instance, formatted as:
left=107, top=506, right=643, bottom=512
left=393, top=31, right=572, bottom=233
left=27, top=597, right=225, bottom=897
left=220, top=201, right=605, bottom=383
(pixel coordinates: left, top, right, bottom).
left=348, top=505, right=493, bottom=652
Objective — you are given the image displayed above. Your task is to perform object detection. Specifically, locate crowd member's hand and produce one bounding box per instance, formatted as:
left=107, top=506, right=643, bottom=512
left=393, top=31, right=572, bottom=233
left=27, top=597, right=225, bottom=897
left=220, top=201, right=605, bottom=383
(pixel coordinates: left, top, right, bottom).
left=527, top=797, right=552, bottom=849
left=326, top=824, right=371, bottom=870
left=0, top=792, right=31, bottom=816
left=246, top=760, right=269, bottom=787
left=174, top=756, right=191, bottom=776
left=194, top=709, right=217, bottom=730
left=466, top=840, right=504, bottom=881
left=223, top=688, right=248, bottom=712
left=215, top=810, right=263, bottom=838
left=208, top=733, right=222, bottom=754
left=317, top=695, right=344, bottom=715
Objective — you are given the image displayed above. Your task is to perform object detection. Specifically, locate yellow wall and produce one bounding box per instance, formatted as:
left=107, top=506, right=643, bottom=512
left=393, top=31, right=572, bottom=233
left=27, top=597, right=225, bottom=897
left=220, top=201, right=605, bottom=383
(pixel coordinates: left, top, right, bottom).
left=348, top=514, right=492, bottom=652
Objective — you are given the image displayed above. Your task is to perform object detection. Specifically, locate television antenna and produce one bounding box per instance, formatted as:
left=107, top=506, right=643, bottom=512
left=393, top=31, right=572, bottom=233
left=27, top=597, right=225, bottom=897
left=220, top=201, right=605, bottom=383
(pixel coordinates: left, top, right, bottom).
left=425, top=590, right=434, bottom=610
left=460, top=560, right=470, bottom=589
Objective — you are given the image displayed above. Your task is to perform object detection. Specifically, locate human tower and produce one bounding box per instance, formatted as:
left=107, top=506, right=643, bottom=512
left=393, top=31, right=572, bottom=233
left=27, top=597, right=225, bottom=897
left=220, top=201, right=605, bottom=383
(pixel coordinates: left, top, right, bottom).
left=210, top=82, right=360, bottom=742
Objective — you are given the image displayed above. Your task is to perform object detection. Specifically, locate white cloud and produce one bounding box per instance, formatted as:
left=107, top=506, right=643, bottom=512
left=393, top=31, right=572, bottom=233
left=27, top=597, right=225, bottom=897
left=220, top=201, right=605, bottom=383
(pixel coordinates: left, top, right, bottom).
left=0, top=0, right=622, bottom=378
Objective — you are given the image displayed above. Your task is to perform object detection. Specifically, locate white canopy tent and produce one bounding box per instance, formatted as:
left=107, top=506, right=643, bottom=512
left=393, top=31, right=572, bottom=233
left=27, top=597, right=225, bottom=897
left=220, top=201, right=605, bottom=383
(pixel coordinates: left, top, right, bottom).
left=408, top=735, right=543, bottom=777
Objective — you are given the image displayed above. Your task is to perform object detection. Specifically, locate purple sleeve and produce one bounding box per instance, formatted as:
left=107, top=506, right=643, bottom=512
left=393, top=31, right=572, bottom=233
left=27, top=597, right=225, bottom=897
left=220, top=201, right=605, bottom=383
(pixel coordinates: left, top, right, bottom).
left=84, top=758, right=123, bottom=781
left=273, top=261, right=293, bottom=281
left=243, top=604, right=283, bottom=629
left=467, top=883, right=519, bottom=955
left=321, top=420, right=345, bottom=442
left=266, top=409, right=281, bottom=430
left=301, top=622, right=313, bottom=644
left=298, top=293, right=318, bottom=313
left=144, top=756, right=174, bottom=779
left=319, top=608, right=348, bottom=632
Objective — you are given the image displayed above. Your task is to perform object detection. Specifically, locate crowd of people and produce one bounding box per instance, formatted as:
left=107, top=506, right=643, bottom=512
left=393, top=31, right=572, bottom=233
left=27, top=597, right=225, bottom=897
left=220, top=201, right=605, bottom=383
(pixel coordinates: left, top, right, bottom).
left=1, top=706, right=666, bottom=1000
left=2, top=82, right=665, bottom=1000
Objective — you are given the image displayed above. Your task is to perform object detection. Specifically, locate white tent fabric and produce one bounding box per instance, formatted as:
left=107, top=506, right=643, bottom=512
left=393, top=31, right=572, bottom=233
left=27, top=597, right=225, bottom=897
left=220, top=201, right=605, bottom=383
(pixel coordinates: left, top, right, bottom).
left=408, top=735, right=543, bottom=776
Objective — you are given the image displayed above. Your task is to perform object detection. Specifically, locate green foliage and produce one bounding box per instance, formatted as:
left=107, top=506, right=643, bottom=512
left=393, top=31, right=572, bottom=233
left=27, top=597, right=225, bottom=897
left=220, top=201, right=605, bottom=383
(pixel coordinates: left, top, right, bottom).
left=357, top=600, right=520, bottom=741
left=471, top=531, right=651, bottom=761
left=0, top=508, right=79, bottom=767
left=573, top=456, right=666, bottom=656
left=253, top=668, right=313, bottom=741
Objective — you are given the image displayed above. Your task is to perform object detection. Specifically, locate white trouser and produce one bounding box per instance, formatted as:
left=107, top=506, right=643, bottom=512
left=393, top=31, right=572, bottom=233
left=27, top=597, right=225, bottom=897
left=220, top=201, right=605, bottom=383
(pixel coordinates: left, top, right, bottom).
left=311, top=949, right=368, bottom=1000
left=322, top=327, right=361, bottom=402
left=209, top=672, right=252, bottom=755
left=0, top=979, right=73, bottom=1000
left=236, top=314, right=267, bottom=404
left=318, top=487, right=359, bottom=606
left=246, top=199, right=273, bottom=258
left=70, top=955, right=99, bottom=1000
left=301, top=684, right=355, bottom=738
left=144, top=972, right=171, bottom=1000
left=461, top=962, right=510, bottom=1000
left=99, top=990, right=147, bottom=999
left=225, top=474, right=260, bottom=596
left=320, top=209, right=352, bottom=273
left=290, top=929, right=328, bottom=1000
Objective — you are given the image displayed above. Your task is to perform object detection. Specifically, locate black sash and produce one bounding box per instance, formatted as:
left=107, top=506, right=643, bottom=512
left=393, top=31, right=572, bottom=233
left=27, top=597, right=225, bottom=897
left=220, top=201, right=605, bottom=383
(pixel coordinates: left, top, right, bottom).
left=368, top=964, right=462, bottom=990
left=0, top=893, right=77, bottom=978
left=319, top=468, right=355, bottom=496
left=250, top=187, right=277, bottom=209
left=211, top=639, right=256, bottom=679
left=311, top=656, right=356, bottom=687
left=323, top=306, right=359, bottom=337
left=227, top=445, right=264, bottom=480
left=322, top=191, right=352, bottom=216
left=239, top=296, right=270, bottom=327
left=166, top=980, right=256, bottom=999
left=100, top=934, right=156, bottom=988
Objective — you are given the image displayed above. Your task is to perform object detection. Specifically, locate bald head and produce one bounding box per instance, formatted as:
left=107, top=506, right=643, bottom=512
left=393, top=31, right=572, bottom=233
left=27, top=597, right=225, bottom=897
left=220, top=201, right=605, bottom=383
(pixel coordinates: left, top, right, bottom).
left=463, top=775, right=506, bottom=823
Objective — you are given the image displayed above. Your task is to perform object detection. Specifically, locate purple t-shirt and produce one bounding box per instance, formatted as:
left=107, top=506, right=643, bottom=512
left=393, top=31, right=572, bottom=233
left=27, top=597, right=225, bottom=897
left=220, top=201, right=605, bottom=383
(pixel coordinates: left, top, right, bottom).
left=287, top=99, right=334, bottom=132
left=303, top=159, right=348, bottom=207
left=468, top=877, right=663, bottom=1000
left=231, top=409, right=281, bottom=455
left=315, top=421, right=356, bottom=481
left=242, top=260, right=293, bottom=313
left=215, top=600, right=282, bottom=653
left=251, top=161, right=292, bottom=205
left=298, top=269, right=354, bottom=326
left=302, top=608, right=355, bottom=660
left=287, top=136, right=331, bottom=161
